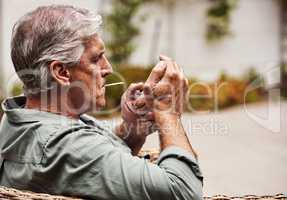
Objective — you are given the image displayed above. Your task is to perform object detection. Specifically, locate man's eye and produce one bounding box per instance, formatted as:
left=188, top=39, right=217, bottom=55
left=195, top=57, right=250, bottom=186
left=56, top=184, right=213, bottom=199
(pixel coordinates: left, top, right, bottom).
left=92, top=54, right=103, bottom=63
left=92, top=56, right=100, bottom=63
left=93, top=58, right=99, bottom=63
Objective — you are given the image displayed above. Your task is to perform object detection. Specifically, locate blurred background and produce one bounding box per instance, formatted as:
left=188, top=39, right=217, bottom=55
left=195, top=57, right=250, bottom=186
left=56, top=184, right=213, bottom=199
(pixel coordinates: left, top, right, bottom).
left=0, top=0, right=286, bottom=196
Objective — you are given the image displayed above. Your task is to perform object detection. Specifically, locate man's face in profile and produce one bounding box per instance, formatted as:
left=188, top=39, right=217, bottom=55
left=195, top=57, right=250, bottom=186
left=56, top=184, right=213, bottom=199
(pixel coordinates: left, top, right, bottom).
left=68, top=35, right=112, bottom=112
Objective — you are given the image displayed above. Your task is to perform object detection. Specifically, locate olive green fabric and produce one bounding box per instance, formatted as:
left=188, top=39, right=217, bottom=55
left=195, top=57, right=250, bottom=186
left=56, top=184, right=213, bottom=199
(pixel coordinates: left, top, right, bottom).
left=0, top=96, right=203, bottom=200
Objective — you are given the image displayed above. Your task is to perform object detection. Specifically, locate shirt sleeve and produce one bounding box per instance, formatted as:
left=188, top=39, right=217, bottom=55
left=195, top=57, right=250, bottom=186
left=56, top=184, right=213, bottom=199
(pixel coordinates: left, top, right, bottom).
left=42, top=129, right=203, bottom=200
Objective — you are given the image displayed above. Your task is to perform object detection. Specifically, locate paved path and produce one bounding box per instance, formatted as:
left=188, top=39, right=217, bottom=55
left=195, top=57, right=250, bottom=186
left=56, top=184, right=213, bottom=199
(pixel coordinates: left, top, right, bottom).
left=106, top=101, right=287, bottom=196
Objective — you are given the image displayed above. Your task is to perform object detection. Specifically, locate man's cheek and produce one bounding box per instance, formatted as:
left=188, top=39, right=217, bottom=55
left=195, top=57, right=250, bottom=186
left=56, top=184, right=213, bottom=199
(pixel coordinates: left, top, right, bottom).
left=96, top=97, right=106, bottom=108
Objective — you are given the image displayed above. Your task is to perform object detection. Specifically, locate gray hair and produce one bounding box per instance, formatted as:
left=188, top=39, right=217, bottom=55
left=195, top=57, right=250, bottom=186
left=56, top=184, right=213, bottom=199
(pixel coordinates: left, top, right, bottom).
left=11, top=5, right=102, bottom=95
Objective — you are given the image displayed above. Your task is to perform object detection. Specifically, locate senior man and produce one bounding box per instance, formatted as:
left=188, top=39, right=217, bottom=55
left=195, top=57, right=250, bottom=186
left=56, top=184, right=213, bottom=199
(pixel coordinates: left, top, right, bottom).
left=0, top=5, right=203, bottom=200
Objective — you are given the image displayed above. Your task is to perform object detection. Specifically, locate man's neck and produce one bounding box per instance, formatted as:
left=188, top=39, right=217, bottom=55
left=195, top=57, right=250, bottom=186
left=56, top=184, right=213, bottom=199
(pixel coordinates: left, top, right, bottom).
left=25, top=94, right=80, bottom=119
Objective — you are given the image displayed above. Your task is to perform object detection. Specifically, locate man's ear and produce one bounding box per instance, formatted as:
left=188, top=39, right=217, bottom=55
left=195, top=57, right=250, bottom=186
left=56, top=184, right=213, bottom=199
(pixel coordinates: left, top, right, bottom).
left=49, top=61, right=71, bottom=86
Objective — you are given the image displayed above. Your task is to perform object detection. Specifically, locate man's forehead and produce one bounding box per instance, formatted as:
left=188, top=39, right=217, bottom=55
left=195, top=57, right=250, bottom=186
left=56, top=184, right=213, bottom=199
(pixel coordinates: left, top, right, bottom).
left=85, top=35, right=105, bottom=53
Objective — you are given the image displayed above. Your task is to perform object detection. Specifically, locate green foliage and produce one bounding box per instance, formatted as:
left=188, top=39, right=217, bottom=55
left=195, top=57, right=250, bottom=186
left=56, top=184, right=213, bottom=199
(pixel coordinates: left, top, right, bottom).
left=100, top=71, right=126, bottom=116
left=245, top=90, right=261, bottom=103
left=244, top=68, right=261, bottom=83
left=219, top=70, right=228, bottom=81
left=10, top=82, right=23, bottom=96
left=117, top=64, right=152, bottom=85
left=187, top=69, right=265, bottom=112
left=206, top=0, right=238, bottom=42
left=106, top=0, right=151, bottom=65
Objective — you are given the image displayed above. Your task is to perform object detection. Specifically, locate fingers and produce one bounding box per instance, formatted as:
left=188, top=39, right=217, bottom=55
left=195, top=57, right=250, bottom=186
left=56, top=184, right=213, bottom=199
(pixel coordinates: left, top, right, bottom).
left=173, top=60, right=184, bottom=74
left=153, top=55, right=188, bottom=115
left=123, top=56, right=187, bottom=118
left=143, top=84, right=153, bottom=109
left=124, top=82, right=155, bottom=118
left=159, top=54, right=183, bottom=74
left=152, top=82, right=172, bottom=98
left=130, top=84, right=153, bottom=109
left=145, top=61, right=167, bottom=87
left=162, top=61, right=179, bottom=83
left=133, top=96, right=146, bottom=109
left=145, top=111, right=155, bottom=121
left=159, top=54, right=172, bottom=61
left=127, top=82, right=144, bottom=100
left=152, top=82, right=173, bottom=111
left=183, top=78, right=189, bottom=93
left=147, top=55, right=185, bottom=89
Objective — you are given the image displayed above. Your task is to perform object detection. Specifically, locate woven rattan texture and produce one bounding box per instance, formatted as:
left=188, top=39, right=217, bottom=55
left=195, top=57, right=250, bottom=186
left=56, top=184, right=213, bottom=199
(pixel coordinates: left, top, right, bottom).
left=1, top=150, right=286, bottom=200
left=0, top=186, right=81, bottom=200
left=0, top=186, right=286, bottom=200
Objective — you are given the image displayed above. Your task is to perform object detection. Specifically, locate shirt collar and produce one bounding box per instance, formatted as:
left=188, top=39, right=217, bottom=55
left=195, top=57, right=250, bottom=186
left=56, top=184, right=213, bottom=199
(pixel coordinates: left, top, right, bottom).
left=1, top=96, right=106, bottom=129
left=1, top=96, right=80, bottom=124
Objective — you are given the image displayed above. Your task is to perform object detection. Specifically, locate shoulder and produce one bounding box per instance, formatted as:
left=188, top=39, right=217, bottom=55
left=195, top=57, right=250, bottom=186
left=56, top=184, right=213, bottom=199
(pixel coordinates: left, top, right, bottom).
left=41, top=121, right=112, bottom=152
left=40, top=118, right=132, bottom=163
left=41, top=125, right=126, bottom=172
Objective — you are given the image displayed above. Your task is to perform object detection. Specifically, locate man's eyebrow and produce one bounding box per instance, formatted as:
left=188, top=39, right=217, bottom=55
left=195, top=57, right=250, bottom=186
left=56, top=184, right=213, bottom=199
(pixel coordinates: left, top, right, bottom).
left=96, top=50, right=105, bottom=58
left=98, top=49, right=105, bottom=55
left=91, top=50, right=105, bottom=60
left=96, top=46, right=105, bottom=54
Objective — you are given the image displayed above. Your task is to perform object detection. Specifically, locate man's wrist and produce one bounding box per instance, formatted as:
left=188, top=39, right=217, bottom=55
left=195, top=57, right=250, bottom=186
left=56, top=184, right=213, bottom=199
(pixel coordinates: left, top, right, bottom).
left=115, top=121, right=147, bottom=155
left=155, top=112, right=181, bottom=127
left=115, top=121, right=133, bottom=140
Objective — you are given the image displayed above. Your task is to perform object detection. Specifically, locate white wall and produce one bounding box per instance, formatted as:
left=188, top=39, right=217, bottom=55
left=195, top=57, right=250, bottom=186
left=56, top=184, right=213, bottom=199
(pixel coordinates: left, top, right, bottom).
left=131, top=0, right=281, bottom=80
left=0, top=0, right=281, bottom=94
left=0, top=0, right=3, bottom=93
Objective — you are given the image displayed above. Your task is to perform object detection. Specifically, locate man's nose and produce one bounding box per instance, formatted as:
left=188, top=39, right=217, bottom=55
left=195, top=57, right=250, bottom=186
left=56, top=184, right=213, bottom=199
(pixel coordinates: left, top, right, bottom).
left=102, top=56, right=113, bottom=77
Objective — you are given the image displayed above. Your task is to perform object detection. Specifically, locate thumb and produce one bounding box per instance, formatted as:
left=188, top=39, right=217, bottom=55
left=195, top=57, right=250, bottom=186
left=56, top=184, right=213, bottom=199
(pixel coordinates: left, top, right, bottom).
left=159, top=54, right=172, bottom=61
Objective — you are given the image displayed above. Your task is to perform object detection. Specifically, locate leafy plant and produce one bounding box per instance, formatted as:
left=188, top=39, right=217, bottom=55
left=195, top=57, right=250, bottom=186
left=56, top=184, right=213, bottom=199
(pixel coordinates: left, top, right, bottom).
left=106, top=0, right=150, bottom=65
left=10, top=82, right=23, bottom=96
left=206, top=0, right=238, bottom=42
left=187, top=70, right=265, bottom=112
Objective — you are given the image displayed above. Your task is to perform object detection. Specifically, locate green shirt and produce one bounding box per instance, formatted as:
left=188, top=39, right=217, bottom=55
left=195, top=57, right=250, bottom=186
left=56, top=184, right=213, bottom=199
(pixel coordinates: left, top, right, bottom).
left=0, top=96, right=203, bottom=200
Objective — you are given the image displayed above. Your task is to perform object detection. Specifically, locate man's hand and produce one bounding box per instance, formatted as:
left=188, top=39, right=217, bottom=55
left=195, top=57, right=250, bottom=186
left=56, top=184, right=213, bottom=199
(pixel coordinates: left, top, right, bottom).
left=144, top=55, right=188, bottom=125
left=116, top=82, right=154, bottom=155
left=144, top=55, right=196, bottom=156
left=121, top=82, right=153, bottom=124
left=116, top=60, right=169, bottom=155
left=116, top=55, right=192, bottom=156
